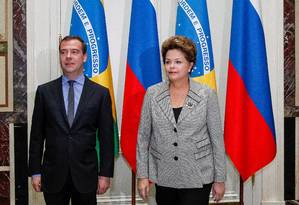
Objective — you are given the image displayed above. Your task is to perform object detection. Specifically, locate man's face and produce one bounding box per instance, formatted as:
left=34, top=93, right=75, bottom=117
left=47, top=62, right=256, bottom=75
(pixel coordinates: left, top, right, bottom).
left=59, top=39, right=87, bottom=77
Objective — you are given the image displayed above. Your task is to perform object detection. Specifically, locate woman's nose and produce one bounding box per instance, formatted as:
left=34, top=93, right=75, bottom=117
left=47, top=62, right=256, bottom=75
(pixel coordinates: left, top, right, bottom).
left=170, top=62, right=175, bottom=68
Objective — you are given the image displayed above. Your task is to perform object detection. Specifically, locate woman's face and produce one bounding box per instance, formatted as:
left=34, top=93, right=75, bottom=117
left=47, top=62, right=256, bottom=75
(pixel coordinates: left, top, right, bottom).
left=164, top=49, right=193, bottom=82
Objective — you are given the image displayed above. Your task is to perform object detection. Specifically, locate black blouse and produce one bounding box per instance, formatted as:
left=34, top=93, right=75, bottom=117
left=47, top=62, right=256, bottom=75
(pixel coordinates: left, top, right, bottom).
left=173, top=107, right=182, bottom=123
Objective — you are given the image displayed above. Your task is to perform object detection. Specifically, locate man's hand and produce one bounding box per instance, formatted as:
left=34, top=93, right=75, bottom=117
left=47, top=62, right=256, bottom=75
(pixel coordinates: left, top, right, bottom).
left=97, top=176, right=111, bottom=195
left=31, top=175, right=42, bottom=192
left=137, top=178, right=150, bottom=201
left=212, top=182, right=225, bottom=202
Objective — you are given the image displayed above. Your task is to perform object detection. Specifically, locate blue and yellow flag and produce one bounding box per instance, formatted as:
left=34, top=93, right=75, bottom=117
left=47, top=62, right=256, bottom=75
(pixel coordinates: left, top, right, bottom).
left=176, top=0, right=216, bottom=89
left=70, top=0, right=119, bottom=157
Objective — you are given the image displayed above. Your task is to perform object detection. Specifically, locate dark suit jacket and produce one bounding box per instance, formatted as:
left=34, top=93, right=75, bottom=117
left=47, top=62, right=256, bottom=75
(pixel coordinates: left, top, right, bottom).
left=29, top=76, right=114, bottom=193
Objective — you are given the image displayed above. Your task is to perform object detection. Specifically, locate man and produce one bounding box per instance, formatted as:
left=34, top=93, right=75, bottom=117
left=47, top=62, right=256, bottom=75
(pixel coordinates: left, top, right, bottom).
left=29, top=36, right=114, bottom=205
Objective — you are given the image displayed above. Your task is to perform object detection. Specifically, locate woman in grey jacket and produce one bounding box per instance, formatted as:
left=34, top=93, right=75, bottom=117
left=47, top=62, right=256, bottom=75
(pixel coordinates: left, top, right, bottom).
left=136, top=35, right=226, bottom=205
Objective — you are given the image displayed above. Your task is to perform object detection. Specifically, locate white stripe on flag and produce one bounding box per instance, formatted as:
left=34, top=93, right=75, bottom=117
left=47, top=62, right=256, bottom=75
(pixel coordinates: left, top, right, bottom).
left=250, top=0, right=262, bottom=17
left=149, top=0, right=158, bottom=10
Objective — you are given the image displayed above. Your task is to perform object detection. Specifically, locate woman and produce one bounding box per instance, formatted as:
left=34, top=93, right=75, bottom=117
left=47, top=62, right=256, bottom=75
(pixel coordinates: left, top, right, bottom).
left=136, top=35, right=226, bottom=205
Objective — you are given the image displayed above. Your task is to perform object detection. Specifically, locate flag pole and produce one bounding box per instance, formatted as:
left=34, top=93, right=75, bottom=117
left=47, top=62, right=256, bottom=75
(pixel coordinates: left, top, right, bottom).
left=240, top=176, right=244, bottom=205
left=132, top=171, right=136, bottom=205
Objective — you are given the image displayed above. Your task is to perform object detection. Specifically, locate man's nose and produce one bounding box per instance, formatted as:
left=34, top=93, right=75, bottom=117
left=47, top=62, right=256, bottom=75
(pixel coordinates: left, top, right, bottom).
left=66, top=51, right=72, bottom=58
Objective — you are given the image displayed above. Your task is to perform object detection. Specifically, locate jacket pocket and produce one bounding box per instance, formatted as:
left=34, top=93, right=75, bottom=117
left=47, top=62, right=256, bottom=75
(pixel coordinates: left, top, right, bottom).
left=194, top=145, right=212, bottom=160
left=191, top=136, right=211, bottom=149
left=150, top=146, right=162, bottom=160
left=192, top=136, right=212, bottom=160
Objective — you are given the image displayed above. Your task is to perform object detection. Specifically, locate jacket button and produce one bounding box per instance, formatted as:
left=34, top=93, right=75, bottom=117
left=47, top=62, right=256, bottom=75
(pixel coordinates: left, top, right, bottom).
left=173, top=128, right=177, bottom=132
left=173, top=142, right=178, bottom=146
left=174, top=156, right=178, bottom=161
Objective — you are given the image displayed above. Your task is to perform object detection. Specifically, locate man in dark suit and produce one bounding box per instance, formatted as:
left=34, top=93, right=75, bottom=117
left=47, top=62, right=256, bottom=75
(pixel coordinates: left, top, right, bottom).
left=29, top=36, right=114, bottom=205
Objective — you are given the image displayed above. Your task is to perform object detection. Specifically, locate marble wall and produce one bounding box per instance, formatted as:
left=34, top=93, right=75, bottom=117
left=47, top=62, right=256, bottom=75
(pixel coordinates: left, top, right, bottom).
left=0, top=0, right=26, bottom=204
left=284, top=0, right=296, bottom=117
left=0, top=0, right=27, bottom=123
left=0, top=172, right=10, bottom=205
left=0, top=124, right=9, bottom=205
left=0, top=123, right=9, bottom=167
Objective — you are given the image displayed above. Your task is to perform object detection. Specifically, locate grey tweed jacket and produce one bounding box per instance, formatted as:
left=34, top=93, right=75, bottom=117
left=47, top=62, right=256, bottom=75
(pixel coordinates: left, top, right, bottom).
left=136, top=79, right=226, bottom=188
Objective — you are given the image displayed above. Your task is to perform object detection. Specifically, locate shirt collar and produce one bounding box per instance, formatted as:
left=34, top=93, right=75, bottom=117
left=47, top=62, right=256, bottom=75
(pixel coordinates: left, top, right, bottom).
left=62, top=73, right=85, bottom=85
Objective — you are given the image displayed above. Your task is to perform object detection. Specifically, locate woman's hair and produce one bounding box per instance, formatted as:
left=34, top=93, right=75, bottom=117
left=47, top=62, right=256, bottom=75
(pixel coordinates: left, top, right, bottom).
left=161, top=35, right=197, bottom=65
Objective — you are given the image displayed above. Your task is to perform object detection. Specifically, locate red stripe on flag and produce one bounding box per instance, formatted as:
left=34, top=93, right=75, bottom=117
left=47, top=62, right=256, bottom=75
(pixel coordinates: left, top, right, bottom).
left=121, top=64, right=146, bottom=172
left=224, top=61, right=276, bottom=181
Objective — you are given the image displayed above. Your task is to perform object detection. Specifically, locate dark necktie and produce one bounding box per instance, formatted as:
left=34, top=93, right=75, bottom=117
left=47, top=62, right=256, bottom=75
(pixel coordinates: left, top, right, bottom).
left=67, top=80, right=75, bottom=126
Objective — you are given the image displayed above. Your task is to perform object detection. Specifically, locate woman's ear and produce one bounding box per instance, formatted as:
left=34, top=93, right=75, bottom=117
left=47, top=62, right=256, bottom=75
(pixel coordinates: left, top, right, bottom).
left=188, top=62, right=194, bottom=73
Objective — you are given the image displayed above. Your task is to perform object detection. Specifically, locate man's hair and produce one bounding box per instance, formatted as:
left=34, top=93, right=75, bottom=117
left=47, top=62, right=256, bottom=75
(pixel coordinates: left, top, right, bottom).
left=59, top=35, right=87, bottom=54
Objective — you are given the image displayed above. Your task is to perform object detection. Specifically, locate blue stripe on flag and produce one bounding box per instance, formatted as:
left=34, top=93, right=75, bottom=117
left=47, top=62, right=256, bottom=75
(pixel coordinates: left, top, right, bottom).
left=127, top=0, right=161, bottom=89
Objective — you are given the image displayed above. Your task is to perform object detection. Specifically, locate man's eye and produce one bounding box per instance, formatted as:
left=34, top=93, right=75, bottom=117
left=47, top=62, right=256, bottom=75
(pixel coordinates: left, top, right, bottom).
left=72, top=50, right=80, bottom=54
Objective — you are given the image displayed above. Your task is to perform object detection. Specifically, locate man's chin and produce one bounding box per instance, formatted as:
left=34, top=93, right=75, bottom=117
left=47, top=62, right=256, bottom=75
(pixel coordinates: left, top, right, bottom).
left=62, top=68, right=75, bottom=73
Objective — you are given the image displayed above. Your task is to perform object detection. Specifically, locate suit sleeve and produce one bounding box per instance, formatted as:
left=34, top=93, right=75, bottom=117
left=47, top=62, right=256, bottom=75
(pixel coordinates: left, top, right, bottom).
left=29, top=87, right=45, bottom=175
left=206, top=89, right=226, bottom=182
left=136, top=89, right=152, bottom=179
left=98, top=89, right=114, bottom=177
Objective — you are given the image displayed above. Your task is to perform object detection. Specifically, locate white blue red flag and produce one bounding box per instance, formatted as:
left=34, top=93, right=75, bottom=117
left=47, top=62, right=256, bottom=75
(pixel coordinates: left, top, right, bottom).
left=176, top=0, right=216, bottom=89
left=121, top=0, right=162, bottom=172
left=224, top=0, right=276, bottom=181
left=70, top=0, right=119, bottom=157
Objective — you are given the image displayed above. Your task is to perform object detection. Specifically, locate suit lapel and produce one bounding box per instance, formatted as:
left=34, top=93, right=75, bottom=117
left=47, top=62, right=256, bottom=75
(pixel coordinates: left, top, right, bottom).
left=155, top=82, right=176, bottom=127
left=55, top=77, right=70, bottom=127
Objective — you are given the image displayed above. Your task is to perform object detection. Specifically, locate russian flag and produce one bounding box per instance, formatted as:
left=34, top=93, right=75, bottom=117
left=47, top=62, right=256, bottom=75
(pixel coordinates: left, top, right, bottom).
left=121, top=0, right=162, bottom=172
left=70, top=0, right=119, bottom=157
left=224, top=0, right=276, bottom=181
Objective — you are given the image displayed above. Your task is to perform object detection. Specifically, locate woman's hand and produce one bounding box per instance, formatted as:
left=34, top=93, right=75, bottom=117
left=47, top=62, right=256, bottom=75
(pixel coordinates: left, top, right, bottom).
left=212, top=182, right=225, bottom=202
left=137, top=178, right=150, bottom=201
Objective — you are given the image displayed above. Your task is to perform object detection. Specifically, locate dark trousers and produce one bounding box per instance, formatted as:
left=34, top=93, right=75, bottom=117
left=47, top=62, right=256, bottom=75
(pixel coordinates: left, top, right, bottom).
left=43, top=172, right=96, bottom=205
left=155, top=183, right=213, bottom=205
